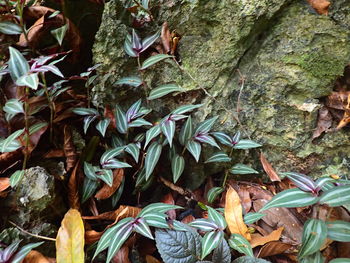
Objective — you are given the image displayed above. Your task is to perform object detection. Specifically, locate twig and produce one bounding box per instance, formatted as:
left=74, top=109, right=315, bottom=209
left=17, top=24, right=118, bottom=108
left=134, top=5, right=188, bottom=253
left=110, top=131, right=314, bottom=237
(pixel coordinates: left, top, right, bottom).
left=9, top=221, right=56, bottom=242
left=159, top=176, right=194, bottom=199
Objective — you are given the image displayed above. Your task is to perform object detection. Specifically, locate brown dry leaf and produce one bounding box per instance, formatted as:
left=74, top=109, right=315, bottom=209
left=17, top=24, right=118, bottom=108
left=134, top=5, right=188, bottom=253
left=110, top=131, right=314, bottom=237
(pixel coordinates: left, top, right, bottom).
left=23, top=250, right=55, bottom=263
left=161, top=22, right=171, bottom=54
left=68, top=162, right=80, bottom=209
left=337, top=94, right=350, bottom=129
left=224, top=186, right=251, bottom=240
left=326, top=91, right=350, bottom=110
left=95, top=169, right=124, bottom=200
left=64, top=125, right=77, bottom=172
left=146, top=255, right=162, bottom=263
left=85, top=230, right=103, bottom=244
left=112, top=246, right=130, bottom=263
left=0, top=178, right=10, bottom=192
left=161, top=192, right=176, bottom=220
left=260, top=152, right=281, bottom=182
left=258, top=241, right=293, bottom=258
left=237, top=187, right=251, bottom=213
left=307, top=0, right=330, bottom=15
left=181, top=215, right=195, bottom=224
left=44, top=149, right=65, bottom=158
left=104, top=106, right=116, bottom=129
left=250, top=227, right=284, bottom=248
left=56, top=209, right=85, bottom=263
left=83, top=205, right=141, bottom=221
left=0, top=150, right=22, bottom=174
left=312, top=107, right=332, bottom=140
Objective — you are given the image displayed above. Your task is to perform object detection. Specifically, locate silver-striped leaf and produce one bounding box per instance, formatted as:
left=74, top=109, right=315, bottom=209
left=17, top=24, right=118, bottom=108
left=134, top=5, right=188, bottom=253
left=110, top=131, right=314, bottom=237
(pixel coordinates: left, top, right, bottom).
left=171, top=154, right=185, bottom=183
left=201, top=230, right=223, bottom=260
left=230, top=164, right=258, bottom=175
left=140, top=54, right=173, bottom=70
left=186, top=140, right=201, bottom=162
left=145, top=142, right=162, bottom=180
left=96, top=118, right=110, bottom=137
left=205, top=152, right=231, bottom=163
left=148, top=84, right=183, bottom=100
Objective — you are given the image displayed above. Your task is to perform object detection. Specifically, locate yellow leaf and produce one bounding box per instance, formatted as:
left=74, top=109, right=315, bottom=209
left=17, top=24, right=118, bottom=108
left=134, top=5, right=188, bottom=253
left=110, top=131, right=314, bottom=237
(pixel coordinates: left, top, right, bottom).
left=250, top=227, right=284, bottom=248
left=56, top=209, right=85, bottom=263
left=224, top=186, right=251, bottom=240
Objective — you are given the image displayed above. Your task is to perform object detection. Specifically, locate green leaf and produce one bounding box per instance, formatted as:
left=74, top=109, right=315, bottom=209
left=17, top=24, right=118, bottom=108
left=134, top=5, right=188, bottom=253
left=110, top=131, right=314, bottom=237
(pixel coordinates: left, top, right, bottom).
left=188, top=219, right=219, bottom=232
left=16, top=73, right=39, bottom=90
left=231, top=164, right=258, bottom=175
left=96, top=169, right=114, bottom=187
left=72, top=107, right=99, bottom=116
left=171, top=154, right=185, bottom=183
left=139, top=203, right=182, bottom=217
left=155, top=223, right=201, bottom=263
left=161, top=119, right=175, bottom=147
left=124, top=34, right=137, bottom=57
left=83, top=162, right=98, bottom=181
left=8, top=47, right=29, bottom=81
left=133, top=217, right=153, bottom=239
left=179, top=116, right=193, bottom=146
left=319, top=185, right=350, bottom=207
left=211, top=132, right=233, bottom=146
left=142, top=212, right=169, bottom=229
left=128, top=118, right=152, bottom=128
left=9, top=170, right=25, bottom=187
left=172, top=104, right=203, bottom=115
left=148, top=84, right=183, bottom=100
left=205, top=152, right=231, bottom=163
left=195, top=134, right=220, bottom=149
left=125, top=143, right=140, bottom=163
left=195, top=116, right=218, bottom=135
left=300, top=251, right=325, bottom=263
left=326, top=220, right=350, bottom=242
left=212, top=239, right=231, bottom=263
left=145, top=142, right=162, bottom=180
left=259, top=188, right=319, bottom=212
left=232, top=256, right=271, bottom=263
left=0, top=21, right=22, bottom=35
left=102, top=159, right=131, bottom=169
left=141, top=30, right=160, bottom=53
left=11, top=242, right=44, bottom=263
left=82, top=178, right=99, bottom=203
left=207, top=187, right=224, bottom=203
left=233, top=139, right=262, bottom=149
left=1, top=128, right=24, bottom=153
left=187, top=140, right=201, bottom=162
left=207, top=206, right=226, bottom=229
left=115, top=105, right=128, bottom=134
left=51, top=24, right=68, bottom=46
left=96, top=118, right=110, bottom=137
left=244, top=212, right=265, bottom=224
left=329, top=259, right=350, bottom=263
left=140, top=54, right=173, bottom=70
left=299, top=219, right=327, bottom=259
left=201, top=230, right=223, bottom=259
left=144, top=125, right=161, bottom=148
left=84, top=116, right=97, bottom=134
left=115, top=76, right=142, bottom=87
left=228, top=234, right=254, bottom=257
left=100, top=147, right=125, bottom=165
left=3, top=99, right=24, bottom=116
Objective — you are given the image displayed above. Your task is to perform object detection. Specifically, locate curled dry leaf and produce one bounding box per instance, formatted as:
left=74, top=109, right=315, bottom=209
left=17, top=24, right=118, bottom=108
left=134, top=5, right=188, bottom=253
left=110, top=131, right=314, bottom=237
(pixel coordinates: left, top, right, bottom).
left=161, top=22, right=171, bottom=54
left=85, top=229, right=103, bottom=244
left=56, top=209, right=85, bottom=263
left=260, top=152, right=281, bottom=182
left=312, top=107, right=332, bottom=140
left=64, top=125, right=77, bottom=172
left=83, top=205, right=141, bottom=221
left=68, top=162, right=80, bottom=209
left=337, top=93, right=350, bottom=129
left=95, top=168, right=124, bottom=200
left=258, top=241, right=294, bottom=258
left=112, top=246, right=130, bottom=263
left=23, top=250, right=55, bottom=263
left=0, top=177, right=10, bottom=192
left=224, top=186, right=251, bottom=240
left=250, top=227, right=284, bottom=248
left=307, top=0, right=331, bottom=15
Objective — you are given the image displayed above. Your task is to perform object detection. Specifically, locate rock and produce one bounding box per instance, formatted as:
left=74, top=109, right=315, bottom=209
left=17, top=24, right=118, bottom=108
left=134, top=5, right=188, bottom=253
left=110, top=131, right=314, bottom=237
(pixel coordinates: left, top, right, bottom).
left=93, top=0, right=350, bottom=186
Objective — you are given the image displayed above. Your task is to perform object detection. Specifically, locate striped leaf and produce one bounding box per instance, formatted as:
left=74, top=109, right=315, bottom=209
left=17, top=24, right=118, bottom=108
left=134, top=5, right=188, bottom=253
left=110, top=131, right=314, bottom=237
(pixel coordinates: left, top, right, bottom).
left=10, top=170, right=24, bottom=187
left=83, top=162, right=98, bottom=181
left=37, top=65, right=64, bottom=78
left=233, top=139, right=262, bottom=149
left=124, top=33, right=137, bottom=57
left=115, top=105, right=128, bottom=134
left=83, top=116, right=97, bottom=134
left=319, top=185, right=350, bottom=207
left=1, top=128, right=24, bottom=153
left=100, top=147, right=125, bottom=165
left=142, top=212, right=169, bottom=229
left=329, top=259, right=350, bottom=263
left=133, top=218, right=154, bottom=239
left=145, top=142, right=162, bottom=180
left=326, top=220, right=350, bottom=242
left=161, top=119, right=175, bottom=147
left=171, top=154, right=185, bottom=183
left=3, top=99, right=24, bottom=116
left=259, top=188, right=319, bottom=212
left=140, top=54, right=173, bottom=70
left=207, top=187, right=224, bottom=203
left=195, top=134, right=220, bottom=148
left=207, top=206, right=226, bottom=229
left=195, top=116, right=218, bottom=135
left=132, top=29, right=142, bottom=53
left=283, top=172, right=316, bottom=193
left=144, top=125, right=161, bottom=149
left=243, top=212, right=265, bottom=225
left=300, top=251, right=325, bottom=263
left=0, top=21, right=22, bottom=35
left=115, top=76, right=142, bottom=87
left=16, top=73, right=39, bottom=90
left=139, top=203, right=182, bottom=217
left=81, top=178, right=99, bottom=203
left=8, top=47, right=29, bottom=81
left=126, top=143, right=140, bottom=162
left=315, top=177, right=335, bottom=189
left=126, top=99, right=142, bottom=121
left=11, top=242, right=44, bottom=263
left=189, top=219, right=219, bottom=232
left=299, top=219, right=327, bottom=259
left=96, top=118, right=110, bottom=137
left=179, top=116, right=193, bottom=146
left=211, top=132, right=233, bottom=146
left=72, top=107, right=99, bottom=116
left=148, top=84, right=183, bottom=100
left=201, top=230, right=223, bottom=260
left=186, top=140, right=201, bottom=162
left=172, top=104, right=203, bottom=114
left=140, top=30, right=160, bottom=53
left=231, top=131, right=241, bottom=145
left=228, top=234, right=253, bottom=257
left=128, top=118, right=152, bottom=128
left=97, top=169, right=114, bottom=187
left=51, top=24, right=68, bottom=46
left=102, top=159, right=131, bottom=169
left=205, top=152, right=231, bottom=163
left=231, top=164, right=258, bottom=175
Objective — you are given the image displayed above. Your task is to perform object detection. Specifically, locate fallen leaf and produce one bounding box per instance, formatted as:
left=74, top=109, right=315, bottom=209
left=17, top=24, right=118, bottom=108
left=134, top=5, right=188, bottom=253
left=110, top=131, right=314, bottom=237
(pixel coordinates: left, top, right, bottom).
left=83, top=205, right=141, bottom=221
left=312, top=107, right=332, bottom=140
left=237, top=187, right=252, bottom=213
left=85, top=230, right=102, bottom=244
left=23, top=250, right=55, bottom=263
left=260, top=152, right=281, bottom=182
left=161, top=192, right=176, bottom=220
left=112, top=246, right=130, bottom=263
left=44, top=149, right=65, bottom=158
left=258, top=241, right=294, bottom=258
left=145, top=255, right=162, bottom=263
left=224, top=186, right=251, bottom=240
left=68, top=162, right=80, bottom=209
left=161, top=22, right=171, bottom=54
left=337, top=93, right=350, bottom=129
left=307, top=0, right=331, bottom=15
left=250, top=227, right=284, bottom=248
left=0, top=177, right=10, bottom=192
left=64, top=125, right=77, bottom=172
left=56, top=209, right=85, bottom=263
left=95, top=169, right=124, bottom=200
left=181, top=215, right=195, bottom=224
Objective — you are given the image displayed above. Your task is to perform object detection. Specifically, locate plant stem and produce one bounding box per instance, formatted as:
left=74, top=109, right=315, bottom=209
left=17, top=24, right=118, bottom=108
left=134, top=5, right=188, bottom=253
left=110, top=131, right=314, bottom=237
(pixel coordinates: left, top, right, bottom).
left=9, top=221, right=56, bottom=242
left=41, top=73, right=54, bottom=142
left=22, top=87, right=30, bottom=171
left=222, top=147, right=234, bottom=187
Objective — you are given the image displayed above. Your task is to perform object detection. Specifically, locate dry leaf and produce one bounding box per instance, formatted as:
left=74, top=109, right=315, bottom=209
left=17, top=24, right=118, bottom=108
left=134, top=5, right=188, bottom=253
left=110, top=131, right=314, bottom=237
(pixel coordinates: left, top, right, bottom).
left=0, top=177, right=10, bottom=192
left=237, top=187, right=252, bottom=213
left=85, top=230, right=103, bottom=244
left=260, top=152, right=281, bottom=182
left=258, top=241, right=293, bottom=258
left=56, top=209, right=85, bottom=263
left=161, top=22, right=171, bottom=54
left=161, top=193, right=176, bottom=220
left=83, top=205, right=141, bottom=222
left=337, top=94, right=350, bottom=129
left=312, top=107, right=332, bottom=140
left=23, top=250, right=55, bottom=263
left=146, top=255, right=162, bottom=263
left=95, top=169, right=124, bottom=200
left=250, top=227, right=284, bottom=248
left=307, top=0, right=330, bottom=15
left=68, top=162, right=80, bottom=209
left=112, top=246, right=130, bottom=263
left=224, top=186, right=251, bottom=240
left=64, top=125, right=77, bottom=172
